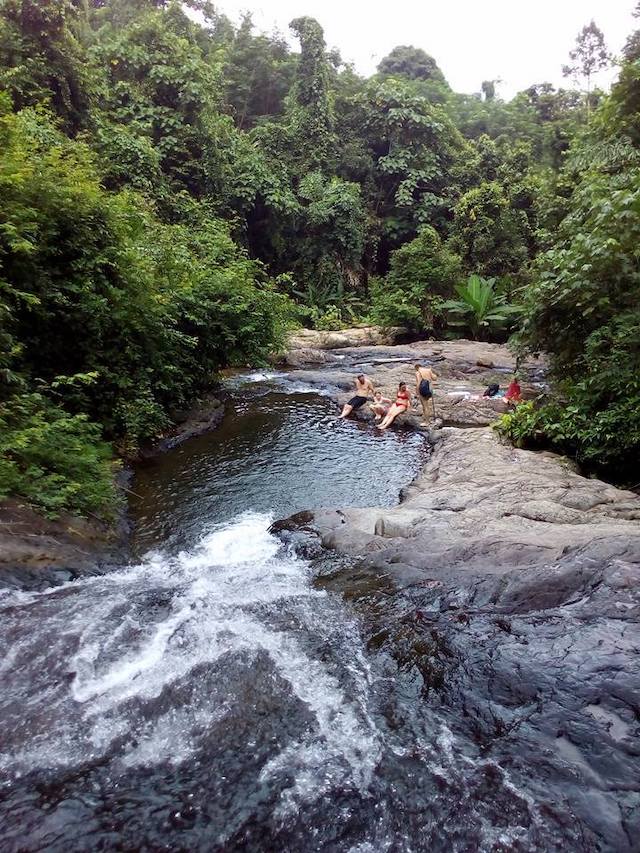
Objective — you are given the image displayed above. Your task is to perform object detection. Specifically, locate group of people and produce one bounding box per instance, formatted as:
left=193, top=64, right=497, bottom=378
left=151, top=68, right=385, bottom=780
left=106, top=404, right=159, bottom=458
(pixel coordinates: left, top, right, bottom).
left=339, top=364, right=437, bottom=430
left=338, top=366, right=524, bottom=430
left=483, top=378, right=522, bottom=404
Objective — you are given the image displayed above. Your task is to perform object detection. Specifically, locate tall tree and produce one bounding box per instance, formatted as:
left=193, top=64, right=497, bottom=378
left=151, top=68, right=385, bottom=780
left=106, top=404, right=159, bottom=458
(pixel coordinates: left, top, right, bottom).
left=377, top=45, right=450, bottom=104
left=289, top=16, right=334, bottom=169
left=481, top=79, right=499, bottom=102
left=223, top=14, right=295, bottom=130
left=562, top=20, right=611, bottom=119
left=0, top=0, right=92, bottom=133
left=378, top=45, right=447, bottom=84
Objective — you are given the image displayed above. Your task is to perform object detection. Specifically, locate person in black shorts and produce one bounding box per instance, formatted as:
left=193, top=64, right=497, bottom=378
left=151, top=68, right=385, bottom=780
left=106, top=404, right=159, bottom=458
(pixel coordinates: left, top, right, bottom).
left=414, top=363, right=437, bottom=424
left=339, top=373, right=375, bottom=418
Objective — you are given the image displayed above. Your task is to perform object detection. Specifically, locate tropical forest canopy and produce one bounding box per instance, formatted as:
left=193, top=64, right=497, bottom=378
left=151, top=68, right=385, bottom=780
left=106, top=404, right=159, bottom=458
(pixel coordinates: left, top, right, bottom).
left=0, top=0, right=638, bottom=517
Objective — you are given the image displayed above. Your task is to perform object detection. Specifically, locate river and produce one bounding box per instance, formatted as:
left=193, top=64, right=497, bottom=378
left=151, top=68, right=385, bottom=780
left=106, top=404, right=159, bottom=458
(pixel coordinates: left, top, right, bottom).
left=0, top=377, right=618, bottom=851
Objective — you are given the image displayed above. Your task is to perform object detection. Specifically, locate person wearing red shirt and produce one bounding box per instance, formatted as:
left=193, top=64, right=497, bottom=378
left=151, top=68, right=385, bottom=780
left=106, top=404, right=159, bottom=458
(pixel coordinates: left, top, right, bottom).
left=504, top=377, right=522, bottom=404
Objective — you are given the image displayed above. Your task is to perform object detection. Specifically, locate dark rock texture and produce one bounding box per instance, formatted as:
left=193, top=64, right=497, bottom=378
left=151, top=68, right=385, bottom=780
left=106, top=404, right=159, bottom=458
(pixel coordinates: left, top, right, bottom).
left=277, top=425, right=640, bottom=850
left=0, top=499, right=125, bottom=590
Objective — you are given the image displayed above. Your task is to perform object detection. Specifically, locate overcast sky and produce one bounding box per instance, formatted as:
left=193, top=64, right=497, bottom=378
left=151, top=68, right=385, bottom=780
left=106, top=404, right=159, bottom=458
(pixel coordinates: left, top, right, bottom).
left=213, top=0, right=637, bottom=98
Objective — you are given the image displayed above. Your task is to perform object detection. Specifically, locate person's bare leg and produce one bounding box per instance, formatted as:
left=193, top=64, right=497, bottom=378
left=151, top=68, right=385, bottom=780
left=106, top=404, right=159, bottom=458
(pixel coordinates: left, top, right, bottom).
left=339, top=404, right=353, bottom=419
left=379, top=406, right=398, bottom=430
left=420, top=396, right=431, bottom=424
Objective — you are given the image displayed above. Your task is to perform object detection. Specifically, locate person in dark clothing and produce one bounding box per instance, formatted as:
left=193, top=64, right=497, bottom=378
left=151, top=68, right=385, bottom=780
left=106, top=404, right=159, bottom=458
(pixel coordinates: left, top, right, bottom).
left=339, top=374, right=375, bottom=418
left=414, top=364, right=437, bottom=424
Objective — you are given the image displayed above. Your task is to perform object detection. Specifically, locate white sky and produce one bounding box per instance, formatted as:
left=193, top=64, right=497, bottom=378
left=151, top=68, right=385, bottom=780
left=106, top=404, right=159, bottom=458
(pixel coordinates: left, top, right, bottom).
left=213, top=0, right=637, bottom=98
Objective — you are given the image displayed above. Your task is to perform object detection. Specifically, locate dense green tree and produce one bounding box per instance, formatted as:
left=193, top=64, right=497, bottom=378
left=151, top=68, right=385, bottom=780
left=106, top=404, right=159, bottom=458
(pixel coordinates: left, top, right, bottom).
left=223, top=14, right=295, bottom=129
left=356, top=79, right=466, bottom=261
left=370, top=226, right=461, bottom=332
left=0, top=0, right=92, bottom=132
left=449, top=182, right=529, bottom=279
left=377, top=45, right=450, bottom=104
left=0, top=104, right=291, bottom=456
left=504, top=27, right=640, bottom=478
left=288, top=15, right=334, bottom=169
left=378, top=45, right=447, bottom=84
left=88, top=3, right=216, bottom=200
left=481, top=80, right=498, bottom=102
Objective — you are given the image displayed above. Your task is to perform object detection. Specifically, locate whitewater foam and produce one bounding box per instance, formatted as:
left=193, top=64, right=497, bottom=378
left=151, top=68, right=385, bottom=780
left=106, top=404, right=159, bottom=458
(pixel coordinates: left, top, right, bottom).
left=0, top=513, right=381, bottom=810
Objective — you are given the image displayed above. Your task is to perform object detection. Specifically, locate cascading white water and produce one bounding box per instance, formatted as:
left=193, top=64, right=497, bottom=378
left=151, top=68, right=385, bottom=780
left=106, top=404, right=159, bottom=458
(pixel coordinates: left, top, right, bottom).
left=2, top=387, right=570, bottom=852
left=0, top=513, right=381, bottom=816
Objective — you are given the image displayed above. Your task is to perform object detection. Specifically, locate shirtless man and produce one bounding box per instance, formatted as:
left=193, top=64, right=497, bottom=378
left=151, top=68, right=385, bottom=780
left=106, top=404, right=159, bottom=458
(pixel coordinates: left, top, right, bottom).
left=339, top=373, right=375, bottom=418
left=414, top=363, right=437, bottom=424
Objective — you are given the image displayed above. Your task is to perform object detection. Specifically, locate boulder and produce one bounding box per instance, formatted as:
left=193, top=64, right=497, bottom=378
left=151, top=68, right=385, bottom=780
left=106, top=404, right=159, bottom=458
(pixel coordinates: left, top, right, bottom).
left=286, top=325, right=405, bottom=352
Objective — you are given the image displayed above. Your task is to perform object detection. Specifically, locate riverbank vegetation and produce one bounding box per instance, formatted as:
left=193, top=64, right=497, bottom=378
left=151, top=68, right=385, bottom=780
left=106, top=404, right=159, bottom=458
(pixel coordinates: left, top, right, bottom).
left=0, top=0, right=638, bottom=516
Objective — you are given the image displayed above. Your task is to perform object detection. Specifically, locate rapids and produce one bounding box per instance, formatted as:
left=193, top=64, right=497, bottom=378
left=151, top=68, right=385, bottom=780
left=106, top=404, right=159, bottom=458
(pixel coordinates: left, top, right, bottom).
left=1, top=380, right=628, bottom=851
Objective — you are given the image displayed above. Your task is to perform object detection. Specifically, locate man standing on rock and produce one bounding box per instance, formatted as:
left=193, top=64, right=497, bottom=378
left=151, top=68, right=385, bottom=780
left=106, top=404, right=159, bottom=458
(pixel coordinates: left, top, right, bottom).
left=415, top=363, right=437, bottom=425
left=339, top=373, right=375, bottom=419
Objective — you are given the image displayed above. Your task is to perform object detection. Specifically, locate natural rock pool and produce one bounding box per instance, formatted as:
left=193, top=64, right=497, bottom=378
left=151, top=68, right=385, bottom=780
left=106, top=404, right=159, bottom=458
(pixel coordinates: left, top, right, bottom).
left=130, top=383, right=428, bottom=554
left=1, top=375, right=638, bottom=852
left=0, top=381, right=428, bottom=851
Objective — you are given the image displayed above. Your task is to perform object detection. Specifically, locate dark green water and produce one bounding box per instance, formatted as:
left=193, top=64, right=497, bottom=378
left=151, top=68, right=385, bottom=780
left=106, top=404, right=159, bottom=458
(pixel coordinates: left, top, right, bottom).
left=130, top=388, right=427, bottom=555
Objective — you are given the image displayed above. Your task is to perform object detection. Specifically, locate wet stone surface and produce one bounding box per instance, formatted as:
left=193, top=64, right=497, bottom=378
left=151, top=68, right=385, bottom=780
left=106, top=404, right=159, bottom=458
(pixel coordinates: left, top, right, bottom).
left=1, top=364, right=639, bottom=852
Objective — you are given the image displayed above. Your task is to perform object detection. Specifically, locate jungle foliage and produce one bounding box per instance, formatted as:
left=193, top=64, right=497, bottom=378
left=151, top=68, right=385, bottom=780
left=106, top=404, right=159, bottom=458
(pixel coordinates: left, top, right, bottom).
left=0, top=0, right=636, bottom=513
left=501, top=9, right=640, bottom=481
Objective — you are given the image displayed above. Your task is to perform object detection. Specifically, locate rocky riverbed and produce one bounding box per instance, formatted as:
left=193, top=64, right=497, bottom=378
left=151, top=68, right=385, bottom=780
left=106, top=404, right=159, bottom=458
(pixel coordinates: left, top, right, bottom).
left=1, top=331, right=639, bottom=848
left=274, top=333, right=640, bottom=850
left=281, top=334, right=546, bottom=428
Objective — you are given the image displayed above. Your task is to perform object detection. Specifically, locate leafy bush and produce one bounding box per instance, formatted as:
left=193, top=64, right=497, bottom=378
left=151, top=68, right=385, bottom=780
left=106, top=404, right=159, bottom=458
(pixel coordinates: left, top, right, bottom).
left=0, top=106, right=292, bottom=452
left=0, top=102, right=293, bottom=513
left=442, top=274, right=521, bottom=340
left=505, top=306, right=640, bottom=482
left=370, top=227, right=461, bottom=332
left=0, top=394, right=120, bottom=519
left=513, top=151, right=640, bottom=478
left=450, top=181, right=530, bottom=278
left=520, top=166, right=640, bottom=374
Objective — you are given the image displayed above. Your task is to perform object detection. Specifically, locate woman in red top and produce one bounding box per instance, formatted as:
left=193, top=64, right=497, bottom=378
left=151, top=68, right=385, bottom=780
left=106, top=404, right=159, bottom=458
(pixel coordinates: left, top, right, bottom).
left=379, top=382, right=411, bottom=430
left=504, top=377, right=522, bottom=405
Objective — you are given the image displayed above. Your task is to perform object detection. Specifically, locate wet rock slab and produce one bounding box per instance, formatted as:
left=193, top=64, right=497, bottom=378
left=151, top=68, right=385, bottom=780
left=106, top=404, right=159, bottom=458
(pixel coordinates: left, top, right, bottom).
left=276, top=424, right=640, bottom=849
left=282, top=337, right=545, bottom=428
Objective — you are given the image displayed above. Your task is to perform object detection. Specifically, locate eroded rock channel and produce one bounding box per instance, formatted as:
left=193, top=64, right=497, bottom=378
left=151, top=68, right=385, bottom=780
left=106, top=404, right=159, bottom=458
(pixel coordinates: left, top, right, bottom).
left=1, top=338, right=638, bottom=851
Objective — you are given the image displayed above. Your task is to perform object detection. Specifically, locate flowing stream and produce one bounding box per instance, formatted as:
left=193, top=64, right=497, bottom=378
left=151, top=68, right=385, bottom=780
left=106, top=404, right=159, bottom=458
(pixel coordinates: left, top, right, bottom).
left=0, top=378, right=596, bottom=851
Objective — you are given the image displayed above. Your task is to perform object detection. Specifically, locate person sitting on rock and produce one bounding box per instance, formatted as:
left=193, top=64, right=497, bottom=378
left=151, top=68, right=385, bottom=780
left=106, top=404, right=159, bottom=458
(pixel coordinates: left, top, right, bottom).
left=370, top=391, right=392, bottom=422
left=504, top=377, right=522, bottom=405
left=483, top=383, right=501, bottom=398
left=379, top=382, right=411, bottom=430
left=414, top=364, right=437, bottom=425
left=339, top=373, right=375, bottom=419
